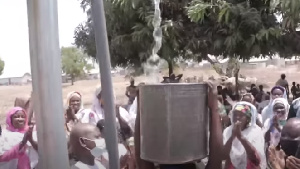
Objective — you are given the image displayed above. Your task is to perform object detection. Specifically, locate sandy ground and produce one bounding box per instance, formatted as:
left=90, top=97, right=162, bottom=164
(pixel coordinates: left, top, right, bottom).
left=0, top=65, right=299, bottom=124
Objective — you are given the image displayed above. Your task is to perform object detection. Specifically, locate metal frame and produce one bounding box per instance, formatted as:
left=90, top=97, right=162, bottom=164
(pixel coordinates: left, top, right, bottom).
left=26, top=0, right=119, bottom=168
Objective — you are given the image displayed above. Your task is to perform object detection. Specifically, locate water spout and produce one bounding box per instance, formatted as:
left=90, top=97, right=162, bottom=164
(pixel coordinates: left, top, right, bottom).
left=143, top=0, right=163, bottom=83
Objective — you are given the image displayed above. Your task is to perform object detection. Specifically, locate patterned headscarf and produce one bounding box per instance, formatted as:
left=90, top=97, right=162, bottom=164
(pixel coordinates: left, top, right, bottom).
left=230, top=101, right=257, bottom=127
left=234, top=104, right=252, bottom=118
left=6, top=107, right=28, bottom=133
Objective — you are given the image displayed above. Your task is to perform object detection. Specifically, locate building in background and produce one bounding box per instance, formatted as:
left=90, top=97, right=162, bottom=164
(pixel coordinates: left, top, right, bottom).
left=0, top=72, right=32, bottom=85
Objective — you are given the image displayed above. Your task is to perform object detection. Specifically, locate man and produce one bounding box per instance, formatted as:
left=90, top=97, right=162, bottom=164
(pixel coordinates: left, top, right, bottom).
left=269, top=118, right=300, bottom=169
left=291, top=82, right=297, bottom=100
left=125, top=77, right=137, bottom=105
left=276, top=74, right=289, bottom=98
left=69, top=123, right=106, bottom=169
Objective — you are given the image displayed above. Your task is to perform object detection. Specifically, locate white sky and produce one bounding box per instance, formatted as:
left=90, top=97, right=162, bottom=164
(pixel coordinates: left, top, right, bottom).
left=0, top=0, right=87, bottom=78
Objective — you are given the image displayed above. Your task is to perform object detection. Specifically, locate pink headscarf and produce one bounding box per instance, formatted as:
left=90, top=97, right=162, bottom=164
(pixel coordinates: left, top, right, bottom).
left=6, top=107, right=28, bottom=133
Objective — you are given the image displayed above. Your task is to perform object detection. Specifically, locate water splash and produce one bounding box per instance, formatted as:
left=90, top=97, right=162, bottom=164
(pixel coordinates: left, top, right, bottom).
left=143, top=0, right=163, bottom=83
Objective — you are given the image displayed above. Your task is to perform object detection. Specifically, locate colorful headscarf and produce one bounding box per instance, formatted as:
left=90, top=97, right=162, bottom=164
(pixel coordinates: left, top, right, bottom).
left=66, top=91, right=83, bottom=109
left=6, top=107, right=28, bottom=133
left=234, top=104, right=252, bottom=118
left=230, top=101, right=257, bottom=127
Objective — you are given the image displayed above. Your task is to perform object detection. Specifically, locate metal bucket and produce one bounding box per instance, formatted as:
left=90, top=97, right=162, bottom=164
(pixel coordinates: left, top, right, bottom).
left=139, top=83, right=208, bottom=164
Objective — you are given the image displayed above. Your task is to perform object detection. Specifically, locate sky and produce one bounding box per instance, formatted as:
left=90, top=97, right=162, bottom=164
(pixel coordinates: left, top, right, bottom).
left=0, top=0, right=87, bottom=78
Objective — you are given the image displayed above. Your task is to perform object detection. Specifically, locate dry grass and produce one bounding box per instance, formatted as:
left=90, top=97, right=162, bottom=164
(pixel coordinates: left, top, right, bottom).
left=0, top=65, right=299, bottom=124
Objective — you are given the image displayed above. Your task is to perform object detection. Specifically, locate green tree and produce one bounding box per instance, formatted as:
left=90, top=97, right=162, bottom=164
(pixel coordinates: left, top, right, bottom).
left=270, top=0, right=300, bottom=57
left=187, top=0, right=281, bottom=77
left=61, top=47, right=91, bottom=85
left=74, top=0, right=196, bottom=76
left=0, top=57, right=4, bottom=76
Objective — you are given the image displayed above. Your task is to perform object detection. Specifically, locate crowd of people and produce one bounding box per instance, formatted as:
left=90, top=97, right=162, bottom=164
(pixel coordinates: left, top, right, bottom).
left=1, top=74, right=300, bottom=169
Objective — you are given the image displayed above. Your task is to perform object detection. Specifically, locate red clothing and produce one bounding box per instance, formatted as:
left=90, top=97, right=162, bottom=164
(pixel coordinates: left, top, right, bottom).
left=0, top=144, right=30, bottom=169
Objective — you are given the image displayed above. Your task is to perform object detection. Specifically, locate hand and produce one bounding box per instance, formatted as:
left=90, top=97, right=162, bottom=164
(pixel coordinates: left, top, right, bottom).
left=268, top=146, right=285, bottom=169
left=206, top=81, right=218, bottom=110
left=66, top=107, right=77, bottom=123
left=120, top=154, right=130, bottom=168
left=286, top=156, right=300, bottom=169
left=27, top=125, right=34, bottom=142
left=19, top=131, right=30, bottom=150
left=272, top=116, right=280, bottom=130
left=232, top=121, right=242, bottom=139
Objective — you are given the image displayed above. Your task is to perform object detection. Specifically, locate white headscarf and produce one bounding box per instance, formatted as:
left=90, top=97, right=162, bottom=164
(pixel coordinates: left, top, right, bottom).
left=92, top=86, right=105, bottom=120
left=66, top=91, right=83, bottom=110
left=223, top=101, right=266, bottom=169
left=261, top=86, right=288, bottom=123
left=263, top=98, right=289, bottom=146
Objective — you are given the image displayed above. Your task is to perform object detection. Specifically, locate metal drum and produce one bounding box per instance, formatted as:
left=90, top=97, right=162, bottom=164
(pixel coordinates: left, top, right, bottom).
left=139, top=83, right=208, bottom=164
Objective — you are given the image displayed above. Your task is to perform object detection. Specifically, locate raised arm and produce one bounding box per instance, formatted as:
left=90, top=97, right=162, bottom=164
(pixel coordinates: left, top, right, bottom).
left=239, top=137, right=261, bottom=166
left=205, top=82, right=223, bottom=169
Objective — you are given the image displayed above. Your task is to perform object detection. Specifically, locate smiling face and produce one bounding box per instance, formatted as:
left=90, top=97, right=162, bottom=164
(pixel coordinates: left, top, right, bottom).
left=69, top=95, right=81, bottom=112
left=11, top=110, right=26, bottom=129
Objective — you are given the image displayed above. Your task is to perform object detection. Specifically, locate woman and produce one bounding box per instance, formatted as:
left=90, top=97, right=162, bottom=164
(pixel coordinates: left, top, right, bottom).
left=261, top=86, right=288, bottom=123
left=0, top=107, right=38, bottom=169
left=65, top=91, right=100, bottom=128
left=92, top=87, right=133, bottom=142
left=241, top=93, right=264, bottom=127
left=263, top=98, right=289, bottom=147
left=222, top=102, right=266, bottom=169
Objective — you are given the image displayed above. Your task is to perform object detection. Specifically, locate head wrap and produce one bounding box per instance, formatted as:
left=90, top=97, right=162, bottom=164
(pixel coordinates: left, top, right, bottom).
left=230, top=101, right=257, bottom=126
left=6, top=107, right=28, bottom=133
left=234, top=104, right=252, bottom=118
left=66, top=91, right=83, bottom=109
left=261, top=86, right=288, bottom=123
left=272, top=98, right=289, bottom=114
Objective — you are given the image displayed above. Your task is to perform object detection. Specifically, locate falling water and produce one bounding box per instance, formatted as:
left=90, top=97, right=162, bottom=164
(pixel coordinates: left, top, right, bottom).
left=143, top=0, right=163, bottom=83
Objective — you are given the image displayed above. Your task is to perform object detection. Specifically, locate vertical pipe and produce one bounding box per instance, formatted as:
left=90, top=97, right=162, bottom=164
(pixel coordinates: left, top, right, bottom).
left=90, top=0, right=120, bottom=168
left=26, top=0, right=69, bottom=168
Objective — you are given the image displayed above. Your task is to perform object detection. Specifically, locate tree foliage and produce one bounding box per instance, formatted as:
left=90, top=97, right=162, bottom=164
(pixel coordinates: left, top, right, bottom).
left=187, top=0, right=281, bottom=60
left=74, top=0, right=199, bottom=75
left=61, top=47, right=91, bottom=85
left=74, top=0, right=300, bottom=77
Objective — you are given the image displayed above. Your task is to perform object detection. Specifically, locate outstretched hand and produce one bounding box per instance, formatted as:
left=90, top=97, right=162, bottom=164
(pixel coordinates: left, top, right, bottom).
left=286, top=156, right=300, bottom=169
left=268, top=146, right=285, bottom=169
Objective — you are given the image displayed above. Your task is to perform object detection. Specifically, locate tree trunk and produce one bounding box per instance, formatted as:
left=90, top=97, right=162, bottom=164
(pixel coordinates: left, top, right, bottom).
left=71, top=75, right=74, bottom=86
left=167, top=60, right=173, bottom=77
left=225, top=57, right=237, bottom=78
left=206, top=55, right=225, bottom=76
left=229, top=56, right=240, bottom=99
left=234, top=64, right=240, bottom=100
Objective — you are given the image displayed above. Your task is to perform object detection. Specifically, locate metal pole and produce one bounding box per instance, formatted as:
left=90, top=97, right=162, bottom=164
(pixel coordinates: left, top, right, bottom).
left=90, top=0, right=120, bottom=168
left=26, top=0, right=69, bottom=168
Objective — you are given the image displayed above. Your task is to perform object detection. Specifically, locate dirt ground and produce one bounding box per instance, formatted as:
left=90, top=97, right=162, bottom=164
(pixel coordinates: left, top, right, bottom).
left=0, top=65, right=299, bottom=124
